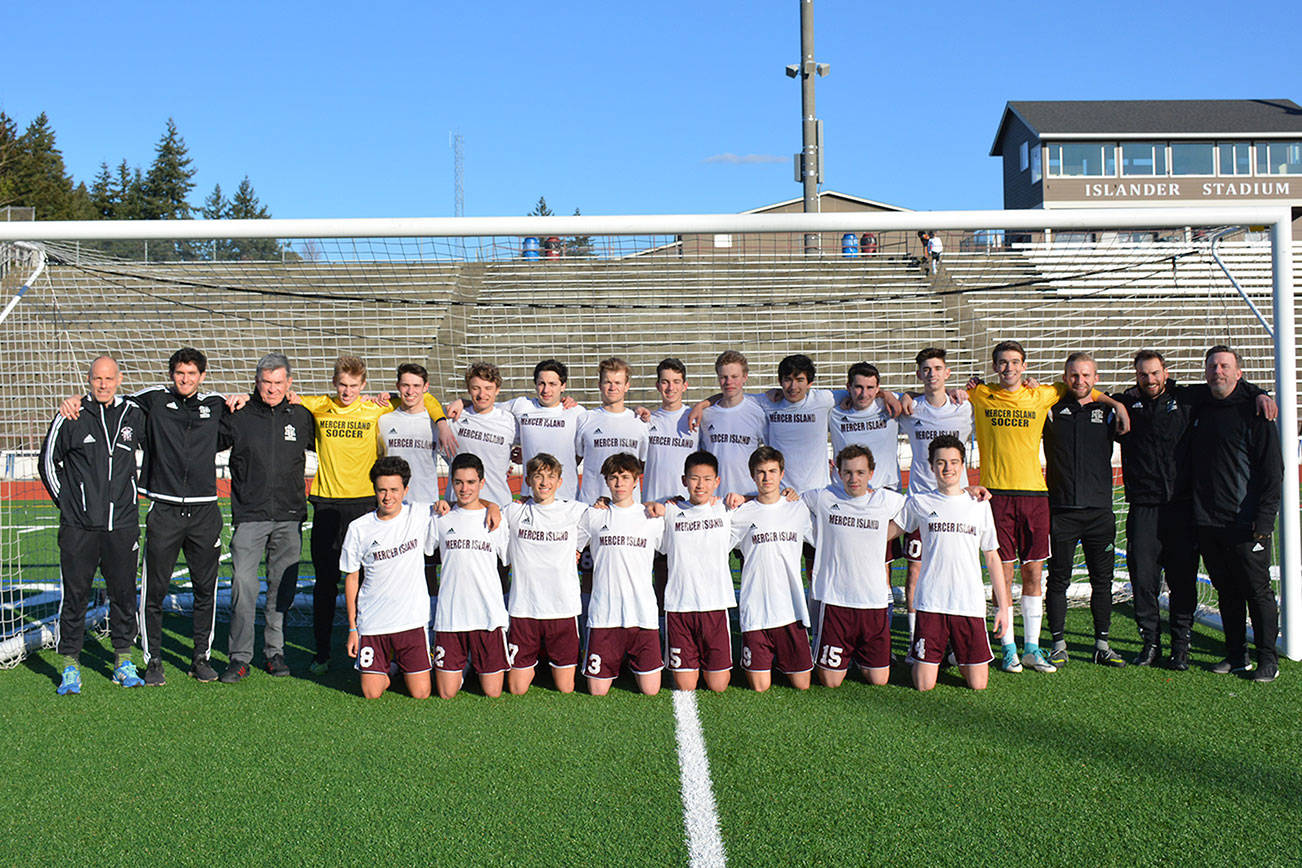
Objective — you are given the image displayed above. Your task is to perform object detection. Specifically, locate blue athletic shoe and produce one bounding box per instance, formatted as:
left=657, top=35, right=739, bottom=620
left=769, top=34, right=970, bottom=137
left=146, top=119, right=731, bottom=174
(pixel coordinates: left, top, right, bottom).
left=999, top=644, right=1023, bottom=673
left=56, top=664, right=81, bottom=695
left=112, top=660, right=145, bottom=688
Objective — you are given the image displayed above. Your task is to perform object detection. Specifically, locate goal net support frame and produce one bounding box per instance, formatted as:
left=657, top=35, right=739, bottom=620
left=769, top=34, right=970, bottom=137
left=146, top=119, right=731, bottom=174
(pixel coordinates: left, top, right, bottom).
left=0, top=205, right=1295, bottom=662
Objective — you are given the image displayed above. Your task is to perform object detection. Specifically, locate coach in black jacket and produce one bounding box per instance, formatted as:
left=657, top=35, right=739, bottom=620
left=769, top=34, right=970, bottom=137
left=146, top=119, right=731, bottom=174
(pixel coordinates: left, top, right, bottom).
left=216, top=353, right=315, bottom=682
left=1192, top=346, right=1283, bottom=682
left=39, top=356, right=147, bottom=687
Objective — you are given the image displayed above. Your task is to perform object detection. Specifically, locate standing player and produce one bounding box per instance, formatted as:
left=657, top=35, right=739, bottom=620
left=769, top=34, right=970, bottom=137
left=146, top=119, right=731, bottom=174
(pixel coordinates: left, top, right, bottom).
left=1042, top=353, right=1126, bottom=668
left=761, top=354, right=837, bottom=493
left=505, top=360, right=586, bottom=501
left=41, top=356, right=148, bottom=694
left=574, top=357, right=648, bottom=504
left=643, top=358, right=700, bottom=502
left=444, top=362, right=518, bottom=510
left=502, top=453, right=589, bottom=695
left=699, top=350, right=768, bottom=496
left=829, top=363, right=902, bottom=493
left=967, top=341, right=1128, bottom=674
left=341, top=456, right=436, bottom=700
left=579, top=454, right=665, bottom=696
left=657, top=451, right=735, bottom=692
left=378, top=363, right=456, bottom=503
left=806, top=445, right=907, bottom=688
left=897, top=348, right=974, bottom=645
left=298, top=354, right=447, bottom=675
left=896, top=435, right=1010, bottom=691
left=728, top=447, right=815, bottom=692
left=430, top=453, right=511, bottom=699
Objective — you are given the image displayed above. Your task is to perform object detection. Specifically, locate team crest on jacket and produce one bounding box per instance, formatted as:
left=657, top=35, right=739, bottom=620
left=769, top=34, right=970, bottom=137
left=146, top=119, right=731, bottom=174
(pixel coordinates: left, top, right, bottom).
left=199, top=405, right=211, bottom=419
left=284, top=424, right=297, bottom=441
left=120, top=426, right=133, bottom=442
left=1090, top=408, right=1104, bottom=424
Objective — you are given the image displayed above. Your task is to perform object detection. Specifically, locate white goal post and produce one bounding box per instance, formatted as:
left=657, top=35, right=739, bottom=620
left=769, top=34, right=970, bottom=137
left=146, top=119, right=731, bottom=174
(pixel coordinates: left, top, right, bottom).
left=0, top=205, right=1295, bottom=661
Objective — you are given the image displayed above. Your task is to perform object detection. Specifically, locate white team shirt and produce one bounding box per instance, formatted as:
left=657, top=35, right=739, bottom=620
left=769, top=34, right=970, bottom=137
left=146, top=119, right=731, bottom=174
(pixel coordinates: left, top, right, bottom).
left=898, top=398, right=974, bottom=494
left=700, top=399, right=768, bottom=496
left=574, top=407, right=648, bottom=504
left=644, top=406, right=700, bottom=502
left=504, top=397, right=585, bottom=502
left=431, top=505, right=509, bottom=632
left=828, top=397, right=901, bottom=491
left=761, top=389, right=836, bottom=492
left=448, top=404, right=518, bottom=508
left=728, top=498, right=814, bottom=632
left=580, top=504, right=664, bottom=629
left=900, top=490, right=997, bottom=618
left=802, top=486, right=906, bottom=610
left=502, top=499, right=589, bottom=619
left=339, top=503, right=437, bottom=636
left=378, top=409, right=441, bottom=503
left=658, top=501, right=736, bottom=613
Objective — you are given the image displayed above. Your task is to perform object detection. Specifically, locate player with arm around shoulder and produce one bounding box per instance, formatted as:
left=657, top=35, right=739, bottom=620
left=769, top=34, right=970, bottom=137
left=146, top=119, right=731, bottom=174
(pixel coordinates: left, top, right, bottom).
left=502, top=453, right=589, bottom=695
left=896, top=435, right=1011, bottom=691
left=341, top=457, right=437, bottom=700
left=729, top=446, right=816, bottom=692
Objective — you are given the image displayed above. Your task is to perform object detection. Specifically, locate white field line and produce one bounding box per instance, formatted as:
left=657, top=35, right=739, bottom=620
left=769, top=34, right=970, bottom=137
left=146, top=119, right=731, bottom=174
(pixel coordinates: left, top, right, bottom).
left=672, top=690, right=727, bottom=867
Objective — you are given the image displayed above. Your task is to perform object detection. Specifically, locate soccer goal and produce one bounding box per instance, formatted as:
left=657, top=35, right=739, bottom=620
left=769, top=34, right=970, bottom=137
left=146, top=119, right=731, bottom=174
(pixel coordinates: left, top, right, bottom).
left=0, top=206, right=1295, bottom=666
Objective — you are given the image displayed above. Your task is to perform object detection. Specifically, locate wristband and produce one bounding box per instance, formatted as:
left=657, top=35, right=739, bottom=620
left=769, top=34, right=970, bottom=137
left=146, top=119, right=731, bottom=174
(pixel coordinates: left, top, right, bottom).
left=348, top=627, right=358, bottom=633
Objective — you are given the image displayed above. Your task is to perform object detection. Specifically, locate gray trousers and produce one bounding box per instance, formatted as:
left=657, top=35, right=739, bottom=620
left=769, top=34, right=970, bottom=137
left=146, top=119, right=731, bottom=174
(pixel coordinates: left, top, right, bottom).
left=227, top=521, right=303, bottom=665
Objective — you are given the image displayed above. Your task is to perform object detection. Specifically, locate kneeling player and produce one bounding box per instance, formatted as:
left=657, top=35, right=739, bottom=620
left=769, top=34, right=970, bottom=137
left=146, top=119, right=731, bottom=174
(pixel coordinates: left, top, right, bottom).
left=658, top=451, right=736, bottom=692
left=806, top=444, right=907, bottom=688
left=729, top=446, right=815, bottom=691
left=896, top=435, right=1010, bottom=691
left=342, top=456, right=437, bottom=700
left=580, top=453, right=665, bottom=696
left=431, top=453, right=510, bottom=699
left=503, top=453, right=589, bottom=695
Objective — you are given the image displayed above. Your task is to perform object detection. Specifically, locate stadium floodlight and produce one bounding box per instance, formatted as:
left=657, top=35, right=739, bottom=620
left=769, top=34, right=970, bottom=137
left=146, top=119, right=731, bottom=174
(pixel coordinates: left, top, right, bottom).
left=0, top=205, right=1294, bottom=666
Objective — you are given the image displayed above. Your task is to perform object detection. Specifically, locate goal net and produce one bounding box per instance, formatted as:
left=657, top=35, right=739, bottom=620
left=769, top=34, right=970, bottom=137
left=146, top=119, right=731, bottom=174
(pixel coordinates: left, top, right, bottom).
left=0, top=208, right=1295, bottom=665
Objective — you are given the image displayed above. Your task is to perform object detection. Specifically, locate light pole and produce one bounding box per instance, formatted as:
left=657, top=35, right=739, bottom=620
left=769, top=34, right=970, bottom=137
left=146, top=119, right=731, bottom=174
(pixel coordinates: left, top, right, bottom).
left=787, top=0, right=828, bottom=255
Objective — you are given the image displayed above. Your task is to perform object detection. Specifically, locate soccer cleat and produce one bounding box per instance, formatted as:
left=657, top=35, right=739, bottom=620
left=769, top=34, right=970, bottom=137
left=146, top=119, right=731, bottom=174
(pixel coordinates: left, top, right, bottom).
left=265, top=654, right=290, bottom=678
left=112, top=660, right=145, bottom=688
left=144, top=659, right=166, bottom=686
left=946, top=650, right=958, bottom=667
left=1166, top=648, right=1190, bottom=671
left=1132, top=643, right=1161, bottom=667
left=220, top=662, right=251, bottom=684
left=1092, top=647, right=1126, bottom=668
left=56, top=664, right=82, bottom=695
left=1021, top=648, right=1057, bottom=673
left=1251, top=661, right=1279, bottom=683
left=999, top=645, right=1023, bottom=673
left=1047, top=646, right=1069, bottom=668
left=309, top=659, right=330, bottom=676
left=1210, top=655, right=1254, bottom=675
left=190, top=658, right=218, bottom=683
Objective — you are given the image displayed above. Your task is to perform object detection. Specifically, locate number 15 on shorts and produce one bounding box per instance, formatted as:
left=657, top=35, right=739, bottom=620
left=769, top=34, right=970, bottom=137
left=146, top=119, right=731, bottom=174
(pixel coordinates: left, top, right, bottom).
left=817, top=644, right=842, bottom=668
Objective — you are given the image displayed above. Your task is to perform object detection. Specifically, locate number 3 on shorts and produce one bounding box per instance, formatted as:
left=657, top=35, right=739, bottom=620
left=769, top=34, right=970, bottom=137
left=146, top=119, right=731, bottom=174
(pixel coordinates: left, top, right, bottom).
left=586, top=653, right=602, bottom=676
left=358, top=646, right=374, bottom=668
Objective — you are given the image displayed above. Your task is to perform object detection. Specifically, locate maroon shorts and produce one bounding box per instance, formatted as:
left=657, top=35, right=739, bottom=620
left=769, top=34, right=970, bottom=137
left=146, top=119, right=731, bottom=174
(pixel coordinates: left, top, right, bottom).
left=990, top=493, right=1050, bottom=563
left=911, top=611, right=993, bottom=666
left=356, top=626, right=431, bottom=675
left=665, top=610, right=732, bottom=673
left=741, top=622, right=814, bottom=674
left=508, top=616, right=581, bottom=670
left=813, top=603, right=891, bottom=670
left=433, top=628, right=510, bottom=676
left=584, top=627, right=663, bottom=680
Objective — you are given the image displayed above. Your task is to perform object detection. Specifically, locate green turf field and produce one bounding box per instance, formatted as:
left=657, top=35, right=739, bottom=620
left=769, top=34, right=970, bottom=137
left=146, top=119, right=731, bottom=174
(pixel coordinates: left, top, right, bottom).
left=2, top=608, right=1296, bottom=866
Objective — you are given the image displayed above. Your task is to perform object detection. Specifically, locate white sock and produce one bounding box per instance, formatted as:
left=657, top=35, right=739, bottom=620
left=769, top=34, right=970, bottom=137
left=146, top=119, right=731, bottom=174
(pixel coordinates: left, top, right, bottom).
left=907, top=612, right=916, bottom=639
left=1022, top=594, right=1043, bottom=649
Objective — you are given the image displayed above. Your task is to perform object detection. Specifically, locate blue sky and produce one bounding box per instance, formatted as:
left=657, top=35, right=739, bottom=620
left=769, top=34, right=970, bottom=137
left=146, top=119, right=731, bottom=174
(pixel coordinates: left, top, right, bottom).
left=4, top=1, right=1294, bottom=219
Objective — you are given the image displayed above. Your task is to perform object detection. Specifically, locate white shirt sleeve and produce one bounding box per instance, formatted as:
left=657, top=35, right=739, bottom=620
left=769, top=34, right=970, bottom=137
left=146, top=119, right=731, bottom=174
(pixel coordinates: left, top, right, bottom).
left=340, top=520, right=365, bottom=573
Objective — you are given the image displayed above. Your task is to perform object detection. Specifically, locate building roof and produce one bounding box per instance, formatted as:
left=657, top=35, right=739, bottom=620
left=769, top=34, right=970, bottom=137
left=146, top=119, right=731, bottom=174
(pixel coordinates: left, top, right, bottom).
left=990, top=99, right=1302, bottom=154
left=743, top=190, right=912, bottom=214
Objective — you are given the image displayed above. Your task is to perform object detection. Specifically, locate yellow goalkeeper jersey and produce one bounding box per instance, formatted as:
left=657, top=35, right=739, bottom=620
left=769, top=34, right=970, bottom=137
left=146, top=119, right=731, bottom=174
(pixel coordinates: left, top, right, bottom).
left=969, top=382, right=1096, bottom=494
left=301, top=393, right=445, bottom=499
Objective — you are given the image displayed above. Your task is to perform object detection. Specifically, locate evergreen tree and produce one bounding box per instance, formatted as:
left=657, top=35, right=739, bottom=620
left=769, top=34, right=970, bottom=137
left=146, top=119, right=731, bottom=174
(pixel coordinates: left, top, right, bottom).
left=143, top=118, right=197, bottom=259
left=200, top=182, right=230, bottom=260
left=11, top=113, right=78, bottom=219
left=565, top=207, right=593, bottom=257
left=0, top=111, right=19, bottom=211
left=527, top=195, right=553, bottom=217
left=90, top=162, right=115, bottom=218
left=227, top=176, right=278, bottom=260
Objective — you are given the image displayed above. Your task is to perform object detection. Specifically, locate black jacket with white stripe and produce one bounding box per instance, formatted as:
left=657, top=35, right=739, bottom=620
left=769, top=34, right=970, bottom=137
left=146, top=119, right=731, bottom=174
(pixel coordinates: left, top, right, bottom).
left=130, top=385, right=228, bottom=504
left=39, top=395, right=146, bottom=531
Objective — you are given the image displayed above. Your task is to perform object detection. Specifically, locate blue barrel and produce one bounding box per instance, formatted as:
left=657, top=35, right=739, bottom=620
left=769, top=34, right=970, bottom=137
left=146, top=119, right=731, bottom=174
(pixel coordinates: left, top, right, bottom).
left=841, top=232, right=859, bottom=258
left=522, top=236, right=541, bottom=260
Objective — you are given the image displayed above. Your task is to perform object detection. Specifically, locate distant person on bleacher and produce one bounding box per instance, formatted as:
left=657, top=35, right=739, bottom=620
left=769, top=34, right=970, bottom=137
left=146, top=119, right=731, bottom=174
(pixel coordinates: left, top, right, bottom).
left=925, top=232, right=943, bottom=274
left=216, top=353, right=315, bottom=683
left=1190, top=346, right=1283, bottom=683
left=40, top=356, right=148, bottom=694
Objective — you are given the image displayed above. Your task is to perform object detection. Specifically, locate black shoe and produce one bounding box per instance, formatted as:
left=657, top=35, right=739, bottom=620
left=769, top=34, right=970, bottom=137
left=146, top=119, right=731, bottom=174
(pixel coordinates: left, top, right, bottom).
left=1210, top=655, right=1254, bottom=675
left=1166, top=647, right=1190, bottom=671
left=1093, top=647, right=1126, bottom=668
left=265, top=654, right=291, bottom=678
left=1132, top=643, right=1161, bottom=667
left=219, top=661, right=251, bottom=684
left=1252, top=661, right=1279, bottom=683
left=189, top=658, right=218, bottom=682
left=144, top=658, right=166, bottom=686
